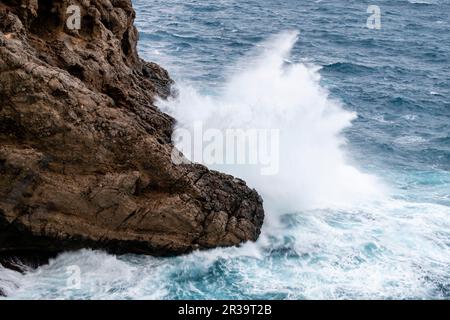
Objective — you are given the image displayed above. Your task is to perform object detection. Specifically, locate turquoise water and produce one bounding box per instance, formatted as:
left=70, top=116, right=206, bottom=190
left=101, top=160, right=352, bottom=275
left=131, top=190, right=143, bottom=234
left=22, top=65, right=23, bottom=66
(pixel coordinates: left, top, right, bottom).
left=1, top=0, right=449, bottom=299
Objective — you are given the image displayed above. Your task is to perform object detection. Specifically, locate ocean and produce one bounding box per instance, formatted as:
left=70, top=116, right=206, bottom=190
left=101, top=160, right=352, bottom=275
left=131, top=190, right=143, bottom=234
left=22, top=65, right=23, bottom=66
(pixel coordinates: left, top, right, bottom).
left=1, top=0, right=449, bottom=299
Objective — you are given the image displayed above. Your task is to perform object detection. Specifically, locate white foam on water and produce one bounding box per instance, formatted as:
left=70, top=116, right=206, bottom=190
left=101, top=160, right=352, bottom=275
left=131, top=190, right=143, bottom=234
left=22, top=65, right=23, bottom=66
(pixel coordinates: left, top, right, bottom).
left=159, top=30, right=385, bottom=215
left=1, top=31, right=449, bottom=300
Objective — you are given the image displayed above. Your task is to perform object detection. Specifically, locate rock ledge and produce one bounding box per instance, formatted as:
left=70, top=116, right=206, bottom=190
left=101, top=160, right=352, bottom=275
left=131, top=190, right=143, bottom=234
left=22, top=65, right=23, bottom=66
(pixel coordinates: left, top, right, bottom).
left=0, top=0, right=264, bottom=262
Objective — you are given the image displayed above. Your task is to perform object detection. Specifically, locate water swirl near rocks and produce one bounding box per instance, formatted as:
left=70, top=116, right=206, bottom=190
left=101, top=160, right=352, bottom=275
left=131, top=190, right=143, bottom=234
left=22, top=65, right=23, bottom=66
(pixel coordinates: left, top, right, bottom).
left=1, top=0, right=449, bottom=299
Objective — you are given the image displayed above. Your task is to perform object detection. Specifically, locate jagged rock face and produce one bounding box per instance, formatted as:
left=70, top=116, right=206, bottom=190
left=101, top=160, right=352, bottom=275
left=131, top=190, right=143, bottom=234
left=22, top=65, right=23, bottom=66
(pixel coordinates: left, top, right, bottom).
left=0, top=0, right=264, bottom=260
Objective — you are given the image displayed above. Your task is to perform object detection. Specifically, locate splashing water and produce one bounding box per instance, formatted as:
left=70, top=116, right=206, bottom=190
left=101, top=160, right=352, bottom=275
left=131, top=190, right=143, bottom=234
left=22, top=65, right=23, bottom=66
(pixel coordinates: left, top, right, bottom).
left=160, top=31, right=385, bottom=214
left=1, top=29, right=449, bottom=300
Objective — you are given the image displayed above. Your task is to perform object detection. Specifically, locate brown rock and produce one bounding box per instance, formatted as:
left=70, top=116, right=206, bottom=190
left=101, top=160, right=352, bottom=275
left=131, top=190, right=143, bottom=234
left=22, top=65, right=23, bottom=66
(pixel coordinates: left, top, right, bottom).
left=0, top=0, right=264, bottom=263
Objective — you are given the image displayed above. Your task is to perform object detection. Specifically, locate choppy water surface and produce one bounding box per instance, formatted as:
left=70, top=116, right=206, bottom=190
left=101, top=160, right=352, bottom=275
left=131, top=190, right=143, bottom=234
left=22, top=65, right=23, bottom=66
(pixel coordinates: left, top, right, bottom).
left=1, top=0, right=449, bottom=299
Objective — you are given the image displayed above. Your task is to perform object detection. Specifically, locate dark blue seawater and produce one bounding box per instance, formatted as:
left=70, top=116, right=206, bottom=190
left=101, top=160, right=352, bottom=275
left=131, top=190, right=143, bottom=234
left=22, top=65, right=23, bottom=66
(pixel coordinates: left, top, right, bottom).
left=1, top=0, right=449, bottom=299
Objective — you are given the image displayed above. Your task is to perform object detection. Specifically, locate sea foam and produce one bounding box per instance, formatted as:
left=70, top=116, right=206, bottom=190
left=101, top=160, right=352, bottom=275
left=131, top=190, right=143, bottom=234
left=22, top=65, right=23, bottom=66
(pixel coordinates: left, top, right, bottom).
left=160, top=30, right=385, bottom=217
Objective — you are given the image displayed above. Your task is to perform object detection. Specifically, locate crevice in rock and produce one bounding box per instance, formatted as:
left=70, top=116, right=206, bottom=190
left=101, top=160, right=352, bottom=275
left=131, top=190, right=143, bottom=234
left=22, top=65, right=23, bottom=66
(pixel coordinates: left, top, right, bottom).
left=66, top=64, right=85, bottom=81
left=30, top=0, right=62, bottom=38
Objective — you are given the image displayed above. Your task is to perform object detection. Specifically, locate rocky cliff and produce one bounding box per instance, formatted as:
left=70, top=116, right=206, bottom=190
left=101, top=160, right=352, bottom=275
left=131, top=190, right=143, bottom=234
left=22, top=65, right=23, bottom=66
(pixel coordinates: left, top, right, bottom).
left=0, top=0, right=264, bottom=264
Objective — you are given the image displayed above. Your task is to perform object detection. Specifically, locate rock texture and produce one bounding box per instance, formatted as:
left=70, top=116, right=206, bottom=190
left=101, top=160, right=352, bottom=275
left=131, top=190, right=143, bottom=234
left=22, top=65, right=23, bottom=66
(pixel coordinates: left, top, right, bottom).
left=0, top=0, right=264, bottom=263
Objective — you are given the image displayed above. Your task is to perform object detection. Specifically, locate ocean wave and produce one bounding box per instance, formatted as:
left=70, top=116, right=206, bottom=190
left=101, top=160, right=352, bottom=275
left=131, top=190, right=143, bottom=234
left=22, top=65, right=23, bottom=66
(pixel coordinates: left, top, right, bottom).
left=3, top=197, right=450, bottom=299
left=2, top=0, right=449, bottom=300
left=160, top=31, right=385, bottom=212
left=408, top=0, right=437, bottom=5
left=322, top=62, right=376, bottom=75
